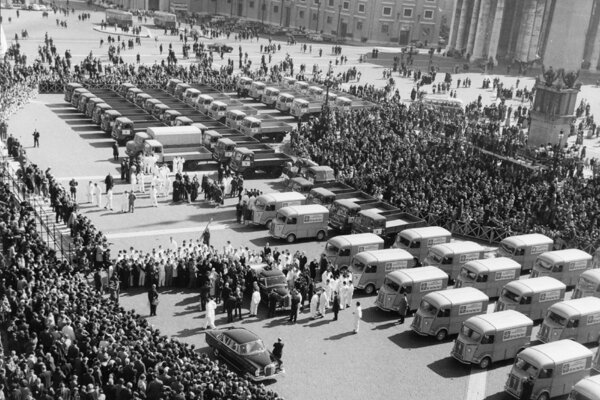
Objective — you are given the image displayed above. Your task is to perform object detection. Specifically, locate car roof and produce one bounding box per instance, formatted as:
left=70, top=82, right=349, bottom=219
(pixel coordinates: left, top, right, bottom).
left=224, top=328, right=259, bottom=344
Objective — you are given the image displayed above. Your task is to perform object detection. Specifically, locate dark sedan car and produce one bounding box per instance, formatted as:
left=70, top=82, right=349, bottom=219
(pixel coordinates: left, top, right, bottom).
left=205, top=328, right=285, bottom=381
left=250, top=264, right=291, bottom=311
left=207, top=43, right=233, bottom=53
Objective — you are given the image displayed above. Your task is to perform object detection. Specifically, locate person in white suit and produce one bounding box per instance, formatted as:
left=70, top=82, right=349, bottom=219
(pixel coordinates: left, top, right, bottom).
left=203, top=297, right=217, bottom=329
left=250, top=288, right=261, bottom=317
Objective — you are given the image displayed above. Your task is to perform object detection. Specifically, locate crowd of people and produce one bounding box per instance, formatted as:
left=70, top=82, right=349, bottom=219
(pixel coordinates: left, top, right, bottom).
left=291, top=99, right=600, bottom=253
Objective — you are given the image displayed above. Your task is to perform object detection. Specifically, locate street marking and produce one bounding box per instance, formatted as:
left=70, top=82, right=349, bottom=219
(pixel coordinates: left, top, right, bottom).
left=104, top=222, right=235, bottom=239
left=465, top=368, right=488, bottom=400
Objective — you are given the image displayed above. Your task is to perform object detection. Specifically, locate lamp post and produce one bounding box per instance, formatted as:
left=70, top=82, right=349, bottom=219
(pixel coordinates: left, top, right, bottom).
left=336, top=4, right=342, bottom=42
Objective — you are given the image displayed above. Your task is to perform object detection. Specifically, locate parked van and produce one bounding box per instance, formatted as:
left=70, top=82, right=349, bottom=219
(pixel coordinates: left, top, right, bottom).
left=262, top=87, right=280, bottom=106
left=455, top=257, right=521, bottom=298
left=538, top=297, right=600, bottom=344
left=64, top=82, right=83, bottom=102
left=505, top=340, right=592, bottom=400
left=350, top=249, right=416, bottom=295
left=452, top=310, right=533, bottom=369
left=531, top=249, right=594, bottom=287
left=166, top=78, right=183, bottom=94
left=376, top=266, right=449, bottom=312
left=70, top=88, right=90, bottom=108
left=252, top=192, right=306, bottom=228
left=424, top=241, right=486, bottom=283
left=306, top=166, right=335, bottom=184
left=269, top=205, right=329, bottom=243
left=496, top=277, right=566, bottom=320
left=225, top=109, right=247, bottom=128
left=324, top=233, right=384, bottom=269
left=412, top=287, right=489, bottom=341
left=394, top=226, right=452, bottom=261
left=282, top=77, right=296, bottom=88
left=573, top=269, right=600, bottom=299
left=498, top=233, right=554, bottom=272
left=569, top=375, right=600, bottom=400
left=174, top=83, right=191, bottom=100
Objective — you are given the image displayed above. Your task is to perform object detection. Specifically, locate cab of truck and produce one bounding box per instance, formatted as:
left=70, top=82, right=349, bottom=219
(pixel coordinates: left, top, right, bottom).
left=119, top=82, right=136, bottom=97
left=240, top=116, right=262, bottom=135
left=202, top=130, right=222, bottom=150
left=144, top=99, right=164, bottom=114
left=308, top=86, right=324, bottom=99
left=208, top=100, right=228, bottom=121
left=134, top=93, right=152, bottom=108
left=226, top=109, right=247, bottom=128
left=196, top=94, right=215, bottom=112
left=262, top=87, right=280, bottom=105
left=237, top=77, right=253, bottom=95
left=174, top=83, right=191, bottom=100
left=249, top=81, right=266, bottom=100
left=126, top=88, right=143, bottom=103
left=166, top=78, right=183, bottom=94
left=175, top=116, right=194, bottom=126
left=184, top=88, right=201, bottom=106
left=276, top=93, right=295, bottom=112
left=306, top=166, right=335, bottom=184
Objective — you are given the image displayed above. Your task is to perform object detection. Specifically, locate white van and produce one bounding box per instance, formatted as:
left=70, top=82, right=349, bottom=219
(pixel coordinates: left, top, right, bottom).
left=394, top=226, right=452, bottom=261
left=350, top=249, right=416, bottom=295
left=455, top=257, right=521, bottom=298
left=269, top=205, right=329, bottom=243
left=569, top=375, right=600, bottom=400
left=531, top=249, right=594, bottom=287
left=538, top=297, right=600, bottom=344
left=324, top=233, right=384, bottom=269
left=424, top=241, right=486, bottom=283
left=498, top=233, right=554, bottom=272
left=252, top=192, right=306, bottom=228
left=573, top=269, right=600, bottom=300
left=496, top=277, right=566, bottom=320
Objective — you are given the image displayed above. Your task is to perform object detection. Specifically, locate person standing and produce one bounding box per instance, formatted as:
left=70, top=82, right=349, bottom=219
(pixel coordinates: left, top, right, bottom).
left=310, top=291, right=319, bottom=320
left=69, top=178, right=78, bottom=202
left=128, top=191, right=137, bottom=213
left=104, top=172, right=114, bottom=210
left=249, top=288, right=260, bottom=317
left=121, top=190, right=128, bottom=213
left=520, top=376, right=534, bottom=400
left=148, top=284, right=159, bottom=316
left=332, top=292, right=340, bottom=321
left=318, top=289, right=328, bottom=317
left=150, top=184, right=158, bottom=207
left=267, top=289, right=278, bottom=318
left=33, top=129, right=40, bottom=147
left=397, top=292, right=408, bottom=325
left=271, top=338, right=283, bottom=367
left=203, top=297, right=217, bottom=329
left=288, top=289, right=300, bottom=324
left=112, top=141, right=119, bottom=161
left=353, top=302, right=362, bottom=334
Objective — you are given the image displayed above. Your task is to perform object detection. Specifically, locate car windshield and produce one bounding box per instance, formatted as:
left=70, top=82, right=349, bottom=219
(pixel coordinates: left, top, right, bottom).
left=353, top=262, right=365, bottom=273
left=514, top=357, right=539, bottom=377
left=461, top=326, right=483, bottom=342
left=398, top=236, right=411, bottom=247
left=460, top=268, right=477, bottom=281
left=239, top=340, right=266, bottom=355
left=332, top=204, right=347, bottom=217
left=264, top=275, right=286, bottom=287
left=383, top=278, right=400, bottom=292
left=325, top=243, right=339, bottom=254
left=501, top=243, right=516, bottom=255
left=501, top=288, right=520, bottom=303
left=419, top=300, right=437, bottom=316
left=547, top=311, right=567, bottom=326
left=535, top=259, right=552, bottom=271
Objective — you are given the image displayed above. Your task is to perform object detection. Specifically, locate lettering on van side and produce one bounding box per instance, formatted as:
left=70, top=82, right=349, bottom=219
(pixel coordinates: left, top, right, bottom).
left=420, top=280, right=443, bottom=292
left=561, top=358, right=588, bottom=375
left=495, top=270, right=517, bottom=281
left=427, top=237, right=448, bottom=247
left=531, top=245, right=550, bottom=254
left=586, top=313, right=600, bottom=325
left=539, top=290, right=561, bottom=302
left=502, top=327, right=528, bottom=341
left=459, top=253, right=480, bottom=263
left=458, top=302, right=483, bottom=315
left=385, top=261, right=407, bottom=272
left=357, top=244, right=381, bottom=253
left=569, top=260, right=589, bottom=271
left=303, top=215, right=324, bottom=223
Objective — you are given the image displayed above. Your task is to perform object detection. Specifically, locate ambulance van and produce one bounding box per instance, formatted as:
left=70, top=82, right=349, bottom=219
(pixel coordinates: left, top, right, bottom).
left=537, top=297, right=600, bottom=344
left=394, top=226, right=452, bottom=262
left=454, top=257, right=521, bottom=298
left=350, top=249, right=416, bottom=295
left=498, top=233, right=554, bottom=272
left=531, top=249, right=593, bottom=287
left=495, top=277, right=566, bottom=320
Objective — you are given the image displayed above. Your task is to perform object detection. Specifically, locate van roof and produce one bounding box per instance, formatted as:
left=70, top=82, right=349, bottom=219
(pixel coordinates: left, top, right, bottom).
left=430, top=241, right=484, bottom=254
left=105, top=110, right=121, bottom=116
left=501, top=233, right=553, bottom=247
left=465, top=310, right=533, bottom=332
left=310, top=187, right=335, bottom=197
left=462, top=257, right=521, bottom=272
left=228, top=109, right=245, bottom=115
left=199, top=94, right=214, bottom=99
left=176, top=116, right=193, bottom=123
left=424, top=287, right=488, bottom=307
left=278, top=204, right=329, bottom=215
left=265, top=87, right=280, bottom=92
left=280, top=93, right=295, bottom=98
left=212, top=100, right=227, bottom=107
left=294, top=98, right=309, bottom=104
left=503, top=277, right=566, bottom=293
left=579, top=269, right=600, bottom=283
left=258, top=192, right=306, bottom=202
left=354, top=249, right=414, bottom=264
left=328, top=233, right=384, bottom=247
left=400, top=226, right=451, bottom=240
left=549, top=297, right=600, bottom=316
left=573, top=375, right=600, bottom=397
left=185, top=88, right=201, bottom=94
left=387, top=266, right=448, bottom=283
left=252, top=82, right=266, bottom=87
left=537, top=249, right=592, bottom=263
left=145, top=139, right=161, bottom=147
left=520, top=340, right=592, bottom=366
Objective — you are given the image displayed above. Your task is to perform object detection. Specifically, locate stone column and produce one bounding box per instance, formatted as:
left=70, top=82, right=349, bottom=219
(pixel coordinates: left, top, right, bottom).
left=471, top=0, right=492, bottom=60
left=526, top=0, right=546, bottom=61
left=591, top=23, right=600, bottom=69
left=447, top=0, right=462, bottom=50
left=487, top=0, right=505, bottom=63
left=514, top=0, right=537, bottom=62
left=465, top=0, right=482, bottom=56
left=454, top=0, right=471, bottom=51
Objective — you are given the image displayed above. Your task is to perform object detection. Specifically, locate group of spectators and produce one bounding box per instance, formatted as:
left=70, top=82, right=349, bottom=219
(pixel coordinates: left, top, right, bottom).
left=291, top=99, right=600, bottom=253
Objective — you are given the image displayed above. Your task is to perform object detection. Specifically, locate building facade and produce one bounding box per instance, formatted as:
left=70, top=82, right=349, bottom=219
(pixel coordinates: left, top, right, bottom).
left=186, top=0, right=443, bottom=45
left=447, top=0, right=600, bottom=70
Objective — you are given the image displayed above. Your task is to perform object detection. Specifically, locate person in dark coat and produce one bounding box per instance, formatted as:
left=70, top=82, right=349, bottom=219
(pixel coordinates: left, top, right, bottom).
left=148, top=284, right=159, bottom=316
left=397, top=292, right=408, bottom=324
left=272, top=338, right=284, bottom=367
left=520, top=376, right=534, bottom=400
left=332, top=292, right=340, bottom=321
left=288, top=289, right=300, bottom=323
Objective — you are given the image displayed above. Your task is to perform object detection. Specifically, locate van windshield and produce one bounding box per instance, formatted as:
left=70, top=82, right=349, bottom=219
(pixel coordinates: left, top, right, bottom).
left=276, top=214, right=286, bottom=223
left=514, top=357, right=539, bottom=377
left=353, top=262, right=365, bottom=272
left=429, top=252, right=443, bottom=264
left=398, top=237, right=411, bottom=247
left=578, top=276, right=596, bottom=291
left=460, top=268, right=477, bottom=281
left=419, top=300, right=437, bottom=316
left=501, top=288, right=520, bottom=303
left=570, top=390, right=594, bottom=400
left=460, top=326, right=483, bottom=342
left=535, top=259, right=552, bottom=271
left=501, top=243, right=516, bottom=255
left=546, top=311, right=567, bottom=326
left=383, top=278, right=400, bottom=293
left=254, top=200, right=266, bottom=210
left=325, top=243, right=340, bottom=254
left=332, top=204, right=347, bottom=217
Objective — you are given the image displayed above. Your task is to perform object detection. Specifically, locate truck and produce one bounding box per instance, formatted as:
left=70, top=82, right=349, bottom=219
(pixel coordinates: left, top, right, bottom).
left=201, top=129, right=251, bottom=150
left=239, top=116, right=294, bottom=142
left=141, top=138, right=213, bottom=169
left=329, top=194, right=378, bottom=233
left=112, top=117, right=166, bottom=144
left=163, top=110, right=212, bottom=126
left=213, top=139, right=273, bottom=164
left=229, top=147, right=293, bottom=178
left=332, top=96, right=375, bottom=112
left=207, top=101, right=262, bottom=123
left=225, top=108, right=259, bottom=128
left=261, top=86, right=281, bottom=107
left=92, top=103, right=113, bottom=125
left=125, top=126, right=205, bottom=159
left=352, top=208, right=427, bottom=247
left=236, top=76, right=253, bottom=97
left=195, top=94, right=234, bottom=113
left=306, top=188, right=366, bottom=209
left=173, top=115, right=215, bottom=127
left=290, top=98, right=323, bottom=119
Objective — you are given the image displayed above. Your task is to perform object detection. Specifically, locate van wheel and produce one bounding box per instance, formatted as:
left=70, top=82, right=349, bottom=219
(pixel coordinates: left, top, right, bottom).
left=364, top=284, right=375, bottom=295
left=316, top=230, right=326, bottom=241
left=536, top=392, right=549, bottom=400
left=265, top=220, right=272, bottom=230
left=286, top=234, right=296, bottom=243
left=435, top=329, right=448, bottom=341
left=478, top=357, right=491, bottom=369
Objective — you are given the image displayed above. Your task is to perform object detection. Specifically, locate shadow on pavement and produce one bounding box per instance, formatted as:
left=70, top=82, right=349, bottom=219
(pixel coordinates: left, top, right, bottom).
left=64, top=119, right=95, bottom=126
left=427, top=357, right=471, bottom=378
left=304, top=318, right=331, bottom=328
left=371, top=321, right=399, bottom=331
left=174, top=326, right=207, bottom=338
left=324, top=331, right=355, bottom=340
left=89, top=141, right=117, bottom=148
left=483, top=392, right=511, bottom=400
left=175, top=294, right=201, bottom=306
left=46, top=103, right=72, bottom=108
left=73, top=127, right=105, bottom=134
left=387, top=330, right=435, bottom=349
left=361, top=306, right=395, bottom=323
